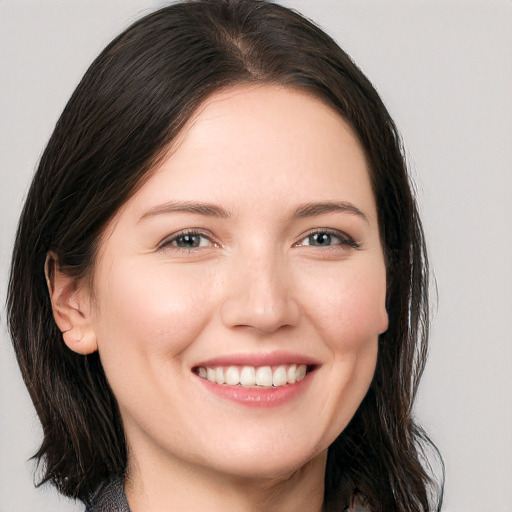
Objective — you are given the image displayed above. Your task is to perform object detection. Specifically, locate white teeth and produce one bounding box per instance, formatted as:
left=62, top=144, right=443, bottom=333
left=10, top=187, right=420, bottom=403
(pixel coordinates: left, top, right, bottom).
left=225, top=366, right=240, bottom=386
left=287, top=364, right=297, bottom=384
left=197, top=363, right=310, bottom=387
left=206, top=367, right=216, bottom=382
left=215, top=367, right=225, bottom=385
left=272, top=365, right=287, bottom=387
left=296, top=364, right=307, bottom=381
left=255, top=366, right=273, bottom=387
left=240, top=366, right=256, bottom=386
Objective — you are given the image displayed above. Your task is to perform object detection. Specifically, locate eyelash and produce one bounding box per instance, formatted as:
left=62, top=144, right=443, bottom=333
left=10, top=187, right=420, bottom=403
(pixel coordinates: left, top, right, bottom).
left=158, top=228, right=359, bottom=252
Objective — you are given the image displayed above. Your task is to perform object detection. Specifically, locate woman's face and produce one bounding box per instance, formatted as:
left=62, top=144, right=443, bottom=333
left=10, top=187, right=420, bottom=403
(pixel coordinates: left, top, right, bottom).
left=87, top=84, right=388, bottom=481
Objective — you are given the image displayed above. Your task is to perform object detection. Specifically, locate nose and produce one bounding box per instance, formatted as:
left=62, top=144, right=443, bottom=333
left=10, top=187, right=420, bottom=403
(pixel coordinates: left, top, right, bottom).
left=220, top=247, right=300, bottom=334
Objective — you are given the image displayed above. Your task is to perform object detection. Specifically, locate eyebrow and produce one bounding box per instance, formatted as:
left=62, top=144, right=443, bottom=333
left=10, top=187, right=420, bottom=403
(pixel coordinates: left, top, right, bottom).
left=292, top=201, right=368, bottom=222
left=139, top=201, right=230, bottom=221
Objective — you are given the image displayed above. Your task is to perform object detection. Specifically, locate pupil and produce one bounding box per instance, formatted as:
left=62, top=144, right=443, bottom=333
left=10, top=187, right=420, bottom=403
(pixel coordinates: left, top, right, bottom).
left=311, top=233, right=331, bottom=246
left=178, top=234, right=200, bottom=247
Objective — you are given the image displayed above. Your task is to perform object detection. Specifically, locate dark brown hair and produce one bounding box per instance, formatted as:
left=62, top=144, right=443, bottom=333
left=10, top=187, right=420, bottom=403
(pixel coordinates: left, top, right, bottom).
left=7, top=1, right=443, bottom=510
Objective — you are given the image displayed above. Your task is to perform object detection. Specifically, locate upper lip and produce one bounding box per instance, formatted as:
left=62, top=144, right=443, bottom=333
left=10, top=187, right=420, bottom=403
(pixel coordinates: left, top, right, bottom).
left=194, top=350, right=320, bottom=368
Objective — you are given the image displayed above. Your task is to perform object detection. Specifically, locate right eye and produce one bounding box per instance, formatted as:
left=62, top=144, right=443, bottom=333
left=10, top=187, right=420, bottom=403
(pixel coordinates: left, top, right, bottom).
left=159, top=230, right=217, bottom=251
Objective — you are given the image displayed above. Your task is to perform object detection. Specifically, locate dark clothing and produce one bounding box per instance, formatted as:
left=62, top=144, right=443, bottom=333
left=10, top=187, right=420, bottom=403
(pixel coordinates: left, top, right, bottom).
left=85, top=478, right=130, bottom=512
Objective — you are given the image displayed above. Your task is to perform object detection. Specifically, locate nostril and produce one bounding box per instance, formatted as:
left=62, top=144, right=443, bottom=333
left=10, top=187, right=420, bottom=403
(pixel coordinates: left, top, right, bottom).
left=220, top=298, right=300, bottom=334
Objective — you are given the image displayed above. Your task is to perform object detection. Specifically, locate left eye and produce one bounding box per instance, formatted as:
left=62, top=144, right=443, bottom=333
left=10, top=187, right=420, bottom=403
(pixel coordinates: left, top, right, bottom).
left=297, top=230, right=358, bottom=248
left=305, top=232, right=336, bottom=246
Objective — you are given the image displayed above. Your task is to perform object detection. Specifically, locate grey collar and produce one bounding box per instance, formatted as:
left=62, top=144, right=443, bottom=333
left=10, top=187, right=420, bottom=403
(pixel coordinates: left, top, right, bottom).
left=86, top=477, right=130, bottom=512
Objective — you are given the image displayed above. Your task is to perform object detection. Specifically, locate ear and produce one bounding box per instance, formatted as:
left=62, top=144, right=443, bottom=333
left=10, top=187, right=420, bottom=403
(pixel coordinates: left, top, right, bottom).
left=45, top=252, right=98, bottom=355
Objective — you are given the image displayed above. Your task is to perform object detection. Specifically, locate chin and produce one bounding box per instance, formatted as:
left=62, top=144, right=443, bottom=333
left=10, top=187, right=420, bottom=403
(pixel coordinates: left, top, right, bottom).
left=208, top=442, right=327, bottom=483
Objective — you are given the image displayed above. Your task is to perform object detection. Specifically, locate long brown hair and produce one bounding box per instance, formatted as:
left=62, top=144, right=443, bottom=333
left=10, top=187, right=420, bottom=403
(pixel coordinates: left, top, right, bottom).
left=7, top=1, right=443, bottom=510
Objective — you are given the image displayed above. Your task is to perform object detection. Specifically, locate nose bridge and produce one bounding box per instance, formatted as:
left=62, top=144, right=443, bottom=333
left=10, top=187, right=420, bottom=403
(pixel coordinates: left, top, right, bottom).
left=220, top=241, right=299, bottom=333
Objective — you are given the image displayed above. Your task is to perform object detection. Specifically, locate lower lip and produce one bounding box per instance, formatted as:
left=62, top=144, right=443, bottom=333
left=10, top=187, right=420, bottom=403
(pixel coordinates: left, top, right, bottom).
left=196, top=372, right=314, bottom=408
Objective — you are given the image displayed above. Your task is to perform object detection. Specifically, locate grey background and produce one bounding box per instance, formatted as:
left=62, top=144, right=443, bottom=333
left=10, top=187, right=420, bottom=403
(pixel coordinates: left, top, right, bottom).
left=1, top=1, right=511, bottom=511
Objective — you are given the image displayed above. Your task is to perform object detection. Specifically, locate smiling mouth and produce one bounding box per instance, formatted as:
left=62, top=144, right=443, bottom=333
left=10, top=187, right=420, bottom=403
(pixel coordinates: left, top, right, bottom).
left=193, top=364, right=310, bottom=388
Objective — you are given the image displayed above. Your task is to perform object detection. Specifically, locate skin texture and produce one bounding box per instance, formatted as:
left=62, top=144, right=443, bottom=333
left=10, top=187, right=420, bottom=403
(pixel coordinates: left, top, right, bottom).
left=49, top=84, right=388, bottom=511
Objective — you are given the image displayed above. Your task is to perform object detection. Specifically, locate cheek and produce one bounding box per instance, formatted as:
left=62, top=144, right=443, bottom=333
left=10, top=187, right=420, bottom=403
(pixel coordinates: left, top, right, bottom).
left=300, top=260, right=388, bottom=350
left=300, top=262, right=386, bottom=439
left=93, top=260, right=213, bottom=365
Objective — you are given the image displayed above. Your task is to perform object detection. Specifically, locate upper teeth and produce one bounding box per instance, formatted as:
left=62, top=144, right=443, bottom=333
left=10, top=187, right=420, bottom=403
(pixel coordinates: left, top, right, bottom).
left=196, top=364, right=307, bottom=387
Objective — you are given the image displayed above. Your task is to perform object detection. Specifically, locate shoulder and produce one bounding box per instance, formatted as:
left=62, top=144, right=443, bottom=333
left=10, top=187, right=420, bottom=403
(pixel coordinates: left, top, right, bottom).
left=85, top=477, right=130, bottom=512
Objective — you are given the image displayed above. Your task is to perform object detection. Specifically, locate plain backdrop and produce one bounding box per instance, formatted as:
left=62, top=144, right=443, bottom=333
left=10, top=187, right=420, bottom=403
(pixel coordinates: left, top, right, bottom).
left=1, top=1, right=511, bottom=511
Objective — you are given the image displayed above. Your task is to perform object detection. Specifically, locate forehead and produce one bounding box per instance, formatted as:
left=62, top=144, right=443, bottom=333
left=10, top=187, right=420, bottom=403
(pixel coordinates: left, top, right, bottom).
left=179, top=84, right=366, bottom=169
left=136, top=84, right=373, bottom=210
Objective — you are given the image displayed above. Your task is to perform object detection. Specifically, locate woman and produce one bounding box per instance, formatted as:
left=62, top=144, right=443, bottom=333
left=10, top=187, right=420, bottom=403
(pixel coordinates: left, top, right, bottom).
left=7, top=1, right=443, bottom=511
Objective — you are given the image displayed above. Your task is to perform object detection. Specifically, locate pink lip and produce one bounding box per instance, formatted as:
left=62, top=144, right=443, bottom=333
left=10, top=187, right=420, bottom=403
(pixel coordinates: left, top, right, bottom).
left=192, top=351, right=319, bottom=408
left=195, top=370, right=314, bottom=408
left=195, top=350, right=320, bottom=368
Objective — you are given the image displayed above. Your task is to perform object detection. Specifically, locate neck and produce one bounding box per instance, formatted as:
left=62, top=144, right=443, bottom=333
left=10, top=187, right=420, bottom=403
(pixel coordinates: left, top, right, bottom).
left=124, top=449, right=327, bottom=512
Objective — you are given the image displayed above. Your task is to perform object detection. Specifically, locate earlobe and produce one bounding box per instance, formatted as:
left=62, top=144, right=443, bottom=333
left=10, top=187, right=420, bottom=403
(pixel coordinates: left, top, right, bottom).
left=378, top=298, right=389, bottom=335
left=379, top=309, right=389, bottom=335
left=45, top=252, right=98, bottom=355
